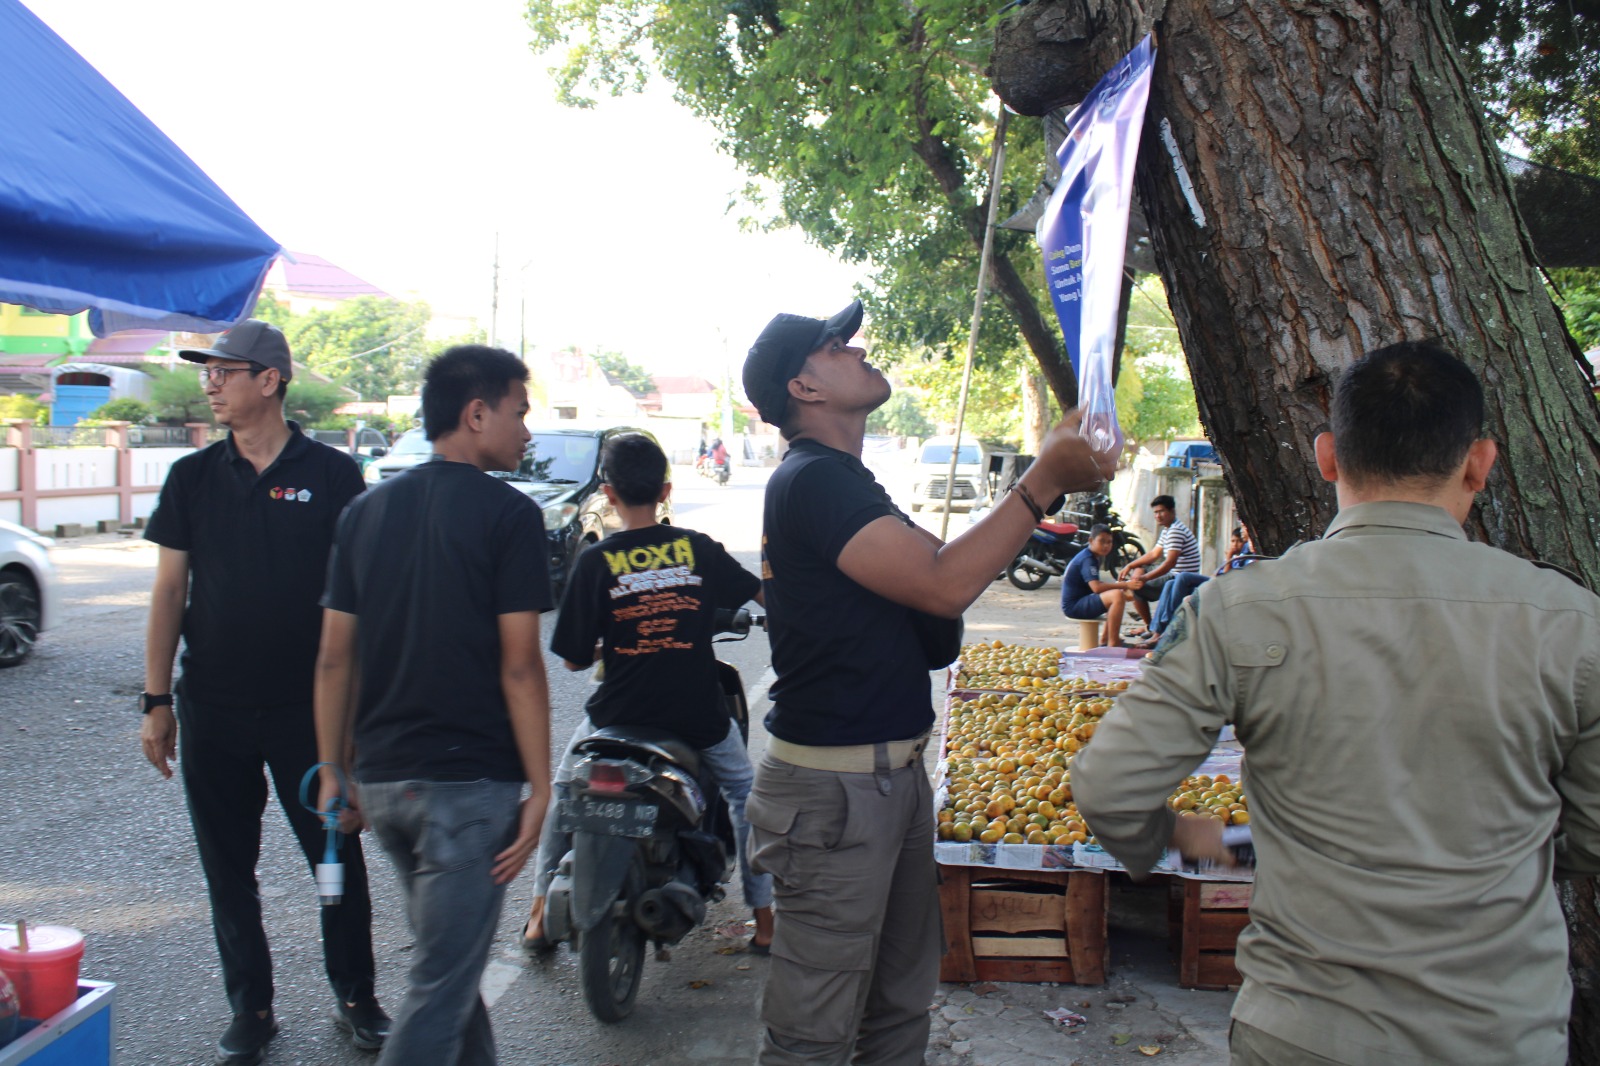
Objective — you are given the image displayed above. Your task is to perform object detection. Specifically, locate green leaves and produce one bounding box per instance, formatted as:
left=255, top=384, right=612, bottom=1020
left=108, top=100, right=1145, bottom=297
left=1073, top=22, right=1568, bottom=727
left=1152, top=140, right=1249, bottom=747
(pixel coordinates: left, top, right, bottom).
left=593, top=349, right=655, bottom=394
left=523, top=0, right=1057, bottom=394
left=276, top=296, right=434, bottom=401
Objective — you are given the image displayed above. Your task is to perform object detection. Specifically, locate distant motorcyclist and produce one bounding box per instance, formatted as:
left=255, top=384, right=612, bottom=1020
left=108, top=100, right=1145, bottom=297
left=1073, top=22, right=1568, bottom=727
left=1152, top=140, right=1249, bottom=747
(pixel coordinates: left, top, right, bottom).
left=520, top=432, right=772, bottom=954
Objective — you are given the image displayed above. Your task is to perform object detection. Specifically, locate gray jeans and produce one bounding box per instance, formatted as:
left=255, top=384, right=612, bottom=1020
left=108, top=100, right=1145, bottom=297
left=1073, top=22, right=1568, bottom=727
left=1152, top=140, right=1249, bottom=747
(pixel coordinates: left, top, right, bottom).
left=747, top=752, right=943, bottom=1065
left=362, top=778, right=522, bottom=1066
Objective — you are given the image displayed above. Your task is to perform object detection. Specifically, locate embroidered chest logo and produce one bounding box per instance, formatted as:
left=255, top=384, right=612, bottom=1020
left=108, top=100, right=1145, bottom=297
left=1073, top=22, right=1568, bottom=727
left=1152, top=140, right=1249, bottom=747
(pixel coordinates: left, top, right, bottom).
left=267, top=487, right=313, bottom=502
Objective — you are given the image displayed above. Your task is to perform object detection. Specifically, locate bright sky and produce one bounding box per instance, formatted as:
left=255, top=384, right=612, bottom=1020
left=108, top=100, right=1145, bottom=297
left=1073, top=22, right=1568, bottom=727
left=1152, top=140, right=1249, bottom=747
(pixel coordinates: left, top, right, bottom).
left=23, top=0, right=862, bottom=378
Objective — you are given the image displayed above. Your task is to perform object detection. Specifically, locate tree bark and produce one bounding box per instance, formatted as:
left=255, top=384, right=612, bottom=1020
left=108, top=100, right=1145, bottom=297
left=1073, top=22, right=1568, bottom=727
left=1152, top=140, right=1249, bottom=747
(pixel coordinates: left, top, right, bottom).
left=992, top=0, right=1600, bottom=1055
left=1020, top=367, right=1051, bottom=454
left=993, top=0, right=1600, bottom=571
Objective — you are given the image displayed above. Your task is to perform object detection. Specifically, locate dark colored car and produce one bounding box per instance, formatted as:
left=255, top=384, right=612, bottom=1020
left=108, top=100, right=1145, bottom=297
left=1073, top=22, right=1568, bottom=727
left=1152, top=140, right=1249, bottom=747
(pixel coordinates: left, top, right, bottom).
left=489, top=425, right=672, bottom=597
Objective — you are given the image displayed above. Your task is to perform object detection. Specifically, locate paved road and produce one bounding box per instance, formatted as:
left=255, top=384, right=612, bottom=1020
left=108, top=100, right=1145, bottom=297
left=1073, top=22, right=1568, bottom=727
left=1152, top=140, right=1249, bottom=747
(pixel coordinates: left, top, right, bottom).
left=0, top=465, right=778, bottom=1065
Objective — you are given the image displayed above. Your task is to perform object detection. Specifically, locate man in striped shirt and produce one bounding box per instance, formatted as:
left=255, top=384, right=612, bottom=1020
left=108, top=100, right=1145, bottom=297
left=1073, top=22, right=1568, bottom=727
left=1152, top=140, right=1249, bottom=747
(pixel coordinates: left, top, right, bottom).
left=1117, top=494, right=1201, bottom=635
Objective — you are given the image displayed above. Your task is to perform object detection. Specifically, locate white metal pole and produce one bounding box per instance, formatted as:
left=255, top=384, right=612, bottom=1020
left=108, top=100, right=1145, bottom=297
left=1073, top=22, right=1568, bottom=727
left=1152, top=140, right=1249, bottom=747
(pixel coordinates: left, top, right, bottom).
left=941, top=107, right=1010, bottom=540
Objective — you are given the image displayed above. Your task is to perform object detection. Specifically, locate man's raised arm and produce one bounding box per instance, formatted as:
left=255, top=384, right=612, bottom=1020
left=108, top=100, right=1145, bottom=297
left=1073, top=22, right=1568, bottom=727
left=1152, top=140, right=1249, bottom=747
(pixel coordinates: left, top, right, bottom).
left=839, top=417, right=1115, bottom=617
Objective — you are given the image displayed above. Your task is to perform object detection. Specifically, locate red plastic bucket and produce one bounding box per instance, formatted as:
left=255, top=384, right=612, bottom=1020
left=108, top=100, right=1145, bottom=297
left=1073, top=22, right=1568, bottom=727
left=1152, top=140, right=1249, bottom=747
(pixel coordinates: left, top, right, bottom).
left=0, top=925, right=84, bottom=1020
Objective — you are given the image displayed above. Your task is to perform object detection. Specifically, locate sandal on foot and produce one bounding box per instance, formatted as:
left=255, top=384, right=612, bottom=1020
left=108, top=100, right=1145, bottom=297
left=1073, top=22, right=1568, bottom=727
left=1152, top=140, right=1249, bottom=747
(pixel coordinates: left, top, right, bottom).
left=521, top=921, right=557, bottom=956
left=746, top=938, right=772, bottom=956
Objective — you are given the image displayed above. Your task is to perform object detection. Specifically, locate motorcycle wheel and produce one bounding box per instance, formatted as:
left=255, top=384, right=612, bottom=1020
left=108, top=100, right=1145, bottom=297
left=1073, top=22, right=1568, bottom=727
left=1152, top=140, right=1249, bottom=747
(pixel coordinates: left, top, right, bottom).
left=1113, top=535, right=1145, bottom=573
left=1005, top=550, right=1051, bottom=591
left=579, top=869, right=646, bottom=1023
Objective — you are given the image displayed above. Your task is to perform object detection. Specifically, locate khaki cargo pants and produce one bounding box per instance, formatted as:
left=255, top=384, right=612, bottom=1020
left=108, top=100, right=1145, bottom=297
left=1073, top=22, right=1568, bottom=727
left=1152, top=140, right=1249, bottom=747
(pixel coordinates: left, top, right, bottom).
left=1230, top=1021, right=1354, bottom=1066
left=746, top=750, right=943, bottom=1065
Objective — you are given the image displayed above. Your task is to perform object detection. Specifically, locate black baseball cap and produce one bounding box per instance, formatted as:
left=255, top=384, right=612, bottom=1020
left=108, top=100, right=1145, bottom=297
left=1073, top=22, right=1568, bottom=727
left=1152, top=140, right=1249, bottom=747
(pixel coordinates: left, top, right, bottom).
left=179, top=319, right=293, bottom=382
left=743, top=299, right=864, bottom=426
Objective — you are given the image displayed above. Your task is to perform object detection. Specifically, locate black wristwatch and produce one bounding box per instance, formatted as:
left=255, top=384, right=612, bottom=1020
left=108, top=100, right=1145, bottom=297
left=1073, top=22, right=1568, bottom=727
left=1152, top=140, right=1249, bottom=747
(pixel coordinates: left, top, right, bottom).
left=140, top=692, right=173, bottom=715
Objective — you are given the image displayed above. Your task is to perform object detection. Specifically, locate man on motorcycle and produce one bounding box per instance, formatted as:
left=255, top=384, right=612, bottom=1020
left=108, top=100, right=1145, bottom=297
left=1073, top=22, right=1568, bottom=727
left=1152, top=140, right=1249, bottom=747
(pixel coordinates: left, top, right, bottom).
left=1060, top=525, right=1144, bottom=646
left=520, top=432, right=773, bottom=954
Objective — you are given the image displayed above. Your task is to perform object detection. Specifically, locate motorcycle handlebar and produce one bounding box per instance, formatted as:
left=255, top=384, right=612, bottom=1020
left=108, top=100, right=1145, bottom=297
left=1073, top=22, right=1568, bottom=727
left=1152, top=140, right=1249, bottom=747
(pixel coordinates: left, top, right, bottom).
left=712, top=608, right=768, bottom=636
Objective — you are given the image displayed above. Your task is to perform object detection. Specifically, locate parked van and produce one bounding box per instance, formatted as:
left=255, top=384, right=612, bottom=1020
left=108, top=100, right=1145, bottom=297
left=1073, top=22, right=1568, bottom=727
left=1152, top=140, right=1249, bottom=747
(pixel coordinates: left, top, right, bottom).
left=909, top=435, right=993, bottom=512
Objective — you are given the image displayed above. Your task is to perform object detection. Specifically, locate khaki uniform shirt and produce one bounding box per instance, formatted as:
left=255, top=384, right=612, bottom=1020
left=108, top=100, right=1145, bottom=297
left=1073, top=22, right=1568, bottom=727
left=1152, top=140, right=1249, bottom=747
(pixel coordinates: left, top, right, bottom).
left=1073, top=501, right=1600, bottom=1066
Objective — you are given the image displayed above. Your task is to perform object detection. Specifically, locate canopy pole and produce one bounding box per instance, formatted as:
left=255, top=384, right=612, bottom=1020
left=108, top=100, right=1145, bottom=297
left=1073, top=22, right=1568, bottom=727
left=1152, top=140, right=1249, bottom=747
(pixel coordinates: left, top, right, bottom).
left=941, top=107, right=1010, bottom=540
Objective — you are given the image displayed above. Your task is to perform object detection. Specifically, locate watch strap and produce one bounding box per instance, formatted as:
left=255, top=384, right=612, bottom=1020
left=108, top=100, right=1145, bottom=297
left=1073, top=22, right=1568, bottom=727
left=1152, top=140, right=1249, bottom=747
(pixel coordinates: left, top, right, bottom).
left=141, top=692, right=174, bottom=714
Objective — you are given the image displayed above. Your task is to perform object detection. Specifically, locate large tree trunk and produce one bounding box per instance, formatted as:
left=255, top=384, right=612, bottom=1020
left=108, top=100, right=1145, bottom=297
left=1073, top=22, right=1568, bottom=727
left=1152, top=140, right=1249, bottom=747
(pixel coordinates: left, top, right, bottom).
left=992, top=0, right=1600, bottom=1055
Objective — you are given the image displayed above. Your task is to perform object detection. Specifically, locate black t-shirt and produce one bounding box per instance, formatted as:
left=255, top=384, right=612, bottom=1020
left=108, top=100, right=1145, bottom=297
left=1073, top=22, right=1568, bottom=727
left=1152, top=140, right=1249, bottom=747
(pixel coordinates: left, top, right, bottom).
left=144, top=423, right=365, bottom=708
left=321, top=459, right=553, bottom=783
left=551, top=525, right=760, bottom=749
left=760, top=439, right=935, bottom=745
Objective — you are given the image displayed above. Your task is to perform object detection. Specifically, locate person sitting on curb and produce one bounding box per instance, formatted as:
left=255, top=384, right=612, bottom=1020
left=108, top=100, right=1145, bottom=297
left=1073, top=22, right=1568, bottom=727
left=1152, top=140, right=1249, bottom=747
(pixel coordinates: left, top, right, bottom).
left=1118, top=494, right=1202, bottom=638
left=1130, top=523, right=1262, bottom=648
left=1060, top=524, right=1144, bottom=646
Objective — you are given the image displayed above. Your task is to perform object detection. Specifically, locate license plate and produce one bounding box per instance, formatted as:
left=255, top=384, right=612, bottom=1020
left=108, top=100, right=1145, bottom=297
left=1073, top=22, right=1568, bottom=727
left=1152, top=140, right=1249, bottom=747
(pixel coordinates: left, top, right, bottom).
left=556, top=797, right=658, bottom=838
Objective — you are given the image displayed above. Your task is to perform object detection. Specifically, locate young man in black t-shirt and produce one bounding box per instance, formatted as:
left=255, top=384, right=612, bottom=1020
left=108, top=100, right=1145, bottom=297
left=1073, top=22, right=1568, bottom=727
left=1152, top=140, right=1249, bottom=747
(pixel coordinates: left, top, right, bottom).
left=315, top=346, right=553, bottom=1066
left=742, top=299, right=1117, bottom=1064
left=520, top=433, right=772, bottom=953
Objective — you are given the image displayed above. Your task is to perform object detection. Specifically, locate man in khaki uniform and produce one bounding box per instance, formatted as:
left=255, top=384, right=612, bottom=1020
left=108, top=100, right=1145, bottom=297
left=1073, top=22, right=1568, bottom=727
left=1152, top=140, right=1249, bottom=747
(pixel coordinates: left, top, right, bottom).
left=1073, top=340, right=1600, bottom=1066
left=742, top=299, right=1115, bottom=1064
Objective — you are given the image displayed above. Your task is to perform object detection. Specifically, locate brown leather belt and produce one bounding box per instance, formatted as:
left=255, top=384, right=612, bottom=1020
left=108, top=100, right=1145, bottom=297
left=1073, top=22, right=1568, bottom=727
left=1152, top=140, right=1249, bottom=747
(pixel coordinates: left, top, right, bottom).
left=766, top=732, right=931, bottom=774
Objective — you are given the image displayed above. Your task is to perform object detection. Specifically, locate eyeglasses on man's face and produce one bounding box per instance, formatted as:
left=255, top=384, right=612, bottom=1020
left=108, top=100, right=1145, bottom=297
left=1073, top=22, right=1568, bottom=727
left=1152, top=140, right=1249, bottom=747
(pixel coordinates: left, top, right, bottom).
left=198, top=364, right=258, bottom=387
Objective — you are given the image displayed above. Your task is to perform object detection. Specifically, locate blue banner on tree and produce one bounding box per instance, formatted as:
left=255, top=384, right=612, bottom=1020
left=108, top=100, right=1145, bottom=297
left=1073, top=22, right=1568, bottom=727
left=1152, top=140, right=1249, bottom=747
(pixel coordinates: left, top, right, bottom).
left=1037, top=34, right=1156, bottom=457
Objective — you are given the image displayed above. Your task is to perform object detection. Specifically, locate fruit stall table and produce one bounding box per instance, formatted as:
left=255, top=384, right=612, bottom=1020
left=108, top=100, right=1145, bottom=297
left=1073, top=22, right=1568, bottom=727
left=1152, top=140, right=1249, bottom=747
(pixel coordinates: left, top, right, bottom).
left=934, top=644, right=1253, bottom=989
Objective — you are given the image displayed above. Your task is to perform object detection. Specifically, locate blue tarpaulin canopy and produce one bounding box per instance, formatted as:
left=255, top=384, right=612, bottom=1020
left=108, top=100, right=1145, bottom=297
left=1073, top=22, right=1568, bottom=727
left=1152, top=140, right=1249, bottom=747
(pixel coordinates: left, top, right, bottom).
left=0, top=0, right=281, bottom=336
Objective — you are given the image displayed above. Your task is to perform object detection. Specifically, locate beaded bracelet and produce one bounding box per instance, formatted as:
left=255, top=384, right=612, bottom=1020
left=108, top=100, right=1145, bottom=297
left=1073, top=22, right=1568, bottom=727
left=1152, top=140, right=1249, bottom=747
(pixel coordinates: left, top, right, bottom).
left=1011, top=483, right=1045, bottom=523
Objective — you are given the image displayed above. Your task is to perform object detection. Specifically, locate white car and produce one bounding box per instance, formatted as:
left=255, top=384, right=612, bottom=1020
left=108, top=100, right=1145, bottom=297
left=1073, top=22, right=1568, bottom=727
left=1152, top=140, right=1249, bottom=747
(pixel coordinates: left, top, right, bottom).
left=0, top=519, right=57, bottom=667
left=362, top=427, right=433, bottom=484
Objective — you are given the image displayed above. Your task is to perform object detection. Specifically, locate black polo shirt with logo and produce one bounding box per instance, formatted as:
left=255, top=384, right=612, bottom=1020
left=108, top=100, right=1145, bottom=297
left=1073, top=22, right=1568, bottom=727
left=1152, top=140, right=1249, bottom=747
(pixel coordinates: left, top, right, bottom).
left=760, top=438, right=934, bottom=746
left=145, top=422, right=366, bottom=708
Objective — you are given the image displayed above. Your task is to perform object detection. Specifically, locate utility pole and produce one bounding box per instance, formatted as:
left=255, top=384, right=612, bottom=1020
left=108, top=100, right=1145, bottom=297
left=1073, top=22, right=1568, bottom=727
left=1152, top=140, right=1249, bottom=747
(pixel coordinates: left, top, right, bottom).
left=489, top=231, right=500, bottom=349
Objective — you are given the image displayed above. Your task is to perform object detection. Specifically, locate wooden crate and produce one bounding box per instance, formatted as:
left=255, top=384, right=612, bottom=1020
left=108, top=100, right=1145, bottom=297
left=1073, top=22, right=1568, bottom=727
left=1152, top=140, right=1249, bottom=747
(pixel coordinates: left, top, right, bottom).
left=938, top=866, right=1108, bottom=984
left=1168, top=879, right=1252, bottom=990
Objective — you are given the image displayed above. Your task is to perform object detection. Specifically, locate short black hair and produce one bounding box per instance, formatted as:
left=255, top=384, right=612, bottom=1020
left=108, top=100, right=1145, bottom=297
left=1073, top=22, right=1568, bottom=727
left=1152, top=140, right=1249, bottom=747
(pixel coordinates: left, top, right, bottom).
left=1332, top=340, right=1483, bottom=485
left=1088, top=523, right=1113, bottom=539
left=601, top=433, right=667, bottom=506
left=421, top=345, right=528, bottom=441
left=1150, top=495, right=1176, bottom=510
left=247, top=361, right=287, bottom=400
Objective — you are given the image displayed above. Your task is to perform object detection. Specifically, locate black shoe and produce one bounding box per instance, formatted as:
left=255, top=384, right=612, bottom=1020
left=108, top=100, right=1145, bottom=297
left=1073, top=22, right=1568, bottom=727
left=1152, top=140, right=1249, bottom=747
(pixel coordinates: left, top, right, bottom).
left=333, top=997, right=391, bottom=1052
left=216, top=1011, right=278, bottom=1064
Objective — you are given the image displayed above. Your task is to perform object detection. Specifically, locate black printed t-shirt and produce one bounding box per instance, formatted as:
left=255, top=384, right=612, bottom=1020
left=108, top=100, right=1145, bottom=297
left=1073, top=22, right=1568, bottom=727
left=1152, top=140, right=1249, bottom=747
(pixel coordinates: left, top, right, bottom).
left=144, top=422, right=365, bottom=708
left=322, top=459, right=553, bottom=783
left=760, top=438, right=935, bottom=746
left=551, top=525, right=760, bottom=749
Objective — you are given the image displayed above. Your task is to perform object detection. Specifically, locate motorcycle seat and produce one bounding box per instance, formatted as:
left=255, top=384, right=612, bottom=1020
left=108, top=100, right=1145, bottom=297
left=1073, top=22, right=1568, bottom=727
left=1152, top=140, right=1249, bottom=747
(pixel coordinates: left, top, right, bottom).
left=1039, top=520, right=1079, bottom=536
left=576, top=726, right=702, bottom=777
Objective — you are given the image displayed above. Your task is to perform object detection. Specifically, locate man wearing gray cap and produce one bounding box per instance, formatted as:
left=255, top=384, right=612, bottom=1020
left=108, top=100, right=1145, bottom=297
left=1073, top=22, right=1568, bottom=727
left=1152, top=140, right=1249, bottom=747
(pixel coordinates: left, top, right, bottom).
left=741, top=299, right=1116, bottom=1064
left=141, top=319, right=387, bottom=1063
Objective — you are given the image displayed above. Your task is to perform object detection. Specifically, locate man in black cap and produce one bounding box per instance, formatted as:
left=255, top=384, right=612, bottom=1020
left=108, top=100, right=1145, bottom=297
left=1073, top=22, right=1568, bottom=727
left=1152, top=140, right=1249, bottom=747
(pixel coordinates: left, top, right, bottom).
left=141, top=318, right=387, bottom=1064
left=742, top=300, right=1116, bottom=1063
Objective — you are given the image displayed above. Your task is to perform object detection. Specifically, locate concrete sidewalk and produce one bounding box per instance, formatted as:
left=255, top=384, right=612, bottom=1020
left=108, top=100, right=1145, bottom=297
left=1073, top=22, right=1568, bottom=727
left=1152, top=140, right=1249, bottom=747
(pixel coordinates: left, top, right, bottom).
left=922, top=577, right=1235, bottom=1066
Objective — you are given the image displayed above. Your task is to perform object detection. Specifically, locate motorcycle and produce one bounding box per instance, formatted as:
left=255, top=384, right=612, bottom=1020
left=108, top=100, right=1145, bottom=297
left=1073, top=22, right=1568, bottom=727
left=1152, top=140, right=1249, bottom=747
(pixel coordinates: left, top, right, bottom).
left=1004, top=492, right=1145, bottom=591
left=542, top=608, right=761, bottom=1022
left=699, top=458, right=731, bottom=486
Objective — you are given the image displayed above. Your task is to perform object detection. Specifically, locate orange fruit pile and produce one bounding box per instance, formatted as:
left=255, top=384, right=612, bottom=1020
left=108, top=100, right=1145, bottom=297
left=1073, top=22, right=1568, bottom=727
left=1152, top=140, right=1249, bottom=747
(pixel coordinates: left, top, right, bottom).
left=939, top=641, right=1247, bottom=847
